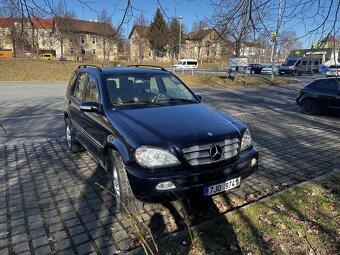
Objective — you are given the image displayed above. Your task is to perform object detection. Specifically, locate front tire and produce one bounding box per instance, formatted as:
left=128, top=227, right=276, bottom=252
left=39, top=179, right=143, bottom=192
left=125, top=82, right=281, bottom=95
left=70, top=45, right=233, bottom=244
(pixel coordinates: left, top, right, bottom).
left=65, top=118, right=83, bottom=153
left=301, top=99, right=318, bottom=115
left=110, top=150, right=143, bottom=214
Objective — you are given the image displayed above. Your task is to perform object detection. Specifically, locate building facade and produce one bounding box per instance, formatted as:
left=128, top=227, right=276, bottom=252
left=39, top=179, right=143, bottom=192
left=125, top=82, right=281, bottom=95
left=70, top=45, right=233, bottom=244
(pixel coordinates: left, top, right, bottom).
left=0, top=17, right=118, bottom=61
left=128, top=26, right=226, bottom=63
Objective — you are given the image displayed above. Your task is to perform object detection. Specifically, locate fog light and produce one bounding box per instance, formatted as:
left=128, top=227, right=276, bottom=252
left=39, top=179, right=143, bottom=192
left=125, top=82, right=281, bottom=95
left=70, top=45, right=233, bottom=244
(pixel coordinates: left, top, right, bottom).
left=155, top=181, right=176, bottom=191
left=251, top=158, right=257, bottom=167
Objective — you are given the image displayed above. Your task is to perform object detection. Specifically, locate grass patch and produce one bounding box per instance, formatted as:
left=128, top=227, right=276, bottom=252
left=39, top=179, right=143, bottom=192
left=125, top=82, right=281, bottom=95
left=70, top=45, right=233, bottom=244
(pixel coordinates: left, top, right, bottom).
left=149, top=173, right=340, bottom=255
left=0, top=59, right=297, bottom=87
left=177, top=74, right=298, bottom=87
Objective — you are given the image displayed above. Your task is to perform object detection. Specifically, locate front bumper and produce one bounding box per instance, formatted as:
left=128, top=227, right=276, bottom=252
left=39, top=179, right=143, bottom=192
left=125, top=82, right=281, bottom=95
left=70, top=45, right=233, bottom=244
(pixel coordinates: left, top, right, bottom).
left=279, top=69, right=293, bottom=74
left=126, top=147, right=258, bottom=201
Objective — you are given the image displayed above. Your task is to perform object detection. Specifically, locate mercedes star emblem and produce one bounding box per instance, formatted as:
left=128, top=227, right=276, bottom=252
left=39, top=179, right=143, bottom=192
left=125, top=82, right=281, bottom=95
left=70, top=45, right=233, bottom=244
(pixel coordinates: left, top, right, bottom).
left=209, top=144, right=223, bottom=161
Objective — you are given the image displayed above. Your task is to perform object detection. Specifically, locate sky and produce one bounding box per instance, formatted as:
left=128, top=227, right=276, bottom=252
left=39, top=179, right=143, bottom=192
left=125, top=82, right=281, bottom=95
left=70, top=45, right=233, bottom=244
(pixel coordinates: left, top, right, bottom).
left=64, top=0, right=213, bottom=37
left=26, top=0, right=339, bottom=48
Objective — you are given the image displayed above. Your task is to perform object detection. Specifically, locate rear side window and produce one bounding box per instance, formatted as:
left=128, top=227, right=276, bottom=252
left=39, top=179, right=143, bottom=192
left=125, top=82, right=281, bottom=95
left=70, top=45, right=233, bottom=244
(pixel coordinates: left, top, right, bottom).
left=74, top=73, right=88, bottom=100
left=85, top=75, right=99, bottom=102
left=313, top=79, right=338, bottom=90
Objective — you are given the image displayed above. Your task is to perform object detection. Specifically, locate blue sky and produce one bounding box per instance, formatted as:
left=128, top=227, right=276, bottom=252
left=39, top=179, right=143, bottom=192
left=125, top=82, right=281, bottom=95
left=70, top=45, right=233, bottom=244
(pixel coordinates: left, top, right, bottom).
left=64, top=0, right=212, bottom=36
left=54, top=0, right=338, bottom=48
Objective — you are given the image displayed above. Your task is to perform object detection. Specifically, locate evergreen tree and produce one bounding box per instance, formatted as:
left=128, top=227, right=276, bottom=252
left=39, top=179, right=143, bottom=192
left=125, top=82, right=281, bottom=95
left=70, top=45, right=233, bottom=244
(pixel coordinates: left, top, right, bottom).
left=169, top=17, right=181, bottom=59
left=147, top=8, right=169, bottom=59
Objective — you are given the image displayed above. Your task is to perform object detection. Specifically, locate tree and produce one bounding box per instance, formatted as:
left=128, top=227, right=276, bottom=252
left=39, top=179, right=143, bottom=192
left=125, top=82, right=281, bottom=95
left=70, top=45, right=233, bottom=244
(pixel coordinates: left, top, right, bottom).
left=147, top=8, right=169, bottom=60
left=210, top=0, right=339, bottom=58
left=0, top=0, right=21, bottom=56
left=97, top=9, right=114, bottom=62
left=133, top=12, right=148, bottom=62
left=168, top=17, right=181, bottom=60
left=53, top=0, right=78, bottom=60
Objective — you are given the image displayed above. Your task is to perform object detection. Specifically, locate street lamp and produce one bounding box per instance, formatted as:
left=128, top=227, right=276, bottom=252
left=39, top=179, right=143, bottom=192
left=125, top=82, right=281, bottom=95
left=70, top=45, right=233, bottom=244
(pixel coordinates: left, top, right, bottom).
left=178, top=16, right=183, bottom=60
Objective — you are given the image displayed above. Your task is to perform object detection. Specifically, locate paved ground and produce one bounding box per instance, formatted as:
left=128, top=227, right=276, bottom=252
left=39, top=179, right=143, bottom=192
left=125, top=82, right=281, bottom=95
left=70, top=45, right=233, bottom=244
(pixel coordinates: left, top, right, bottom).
left=1, top=82, right=340, bottom=254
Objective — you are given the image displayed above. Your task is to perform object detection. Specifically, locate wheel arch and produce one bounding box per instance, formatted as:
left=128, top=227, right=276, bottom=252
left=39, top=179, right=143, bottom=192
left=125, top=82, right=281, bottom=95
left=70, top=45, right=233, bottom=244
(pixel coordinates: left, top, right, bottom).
left=102, top=136, right=130, bottom=174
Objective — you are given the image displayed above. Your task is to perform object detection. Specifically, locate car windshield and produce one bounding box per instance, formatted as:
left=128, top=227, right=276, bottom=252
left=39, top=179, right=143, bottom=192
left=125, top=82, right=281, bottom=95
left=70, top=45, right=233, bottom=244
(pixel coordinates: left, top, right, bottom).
left=283, top=60, right=297, bottom=66
left=175, top=61, right=184, bottom=65
left=106, top=73, right=197, bottom=105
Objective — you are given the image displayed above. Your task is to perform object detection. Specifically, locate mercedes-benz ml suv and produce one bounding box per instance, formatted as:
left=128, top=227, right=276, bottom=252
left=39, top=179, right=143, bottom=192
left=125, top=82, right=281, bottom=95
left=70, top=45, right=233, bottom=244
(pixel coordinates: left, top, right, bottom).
left=64, top=65, right=258, bottom=212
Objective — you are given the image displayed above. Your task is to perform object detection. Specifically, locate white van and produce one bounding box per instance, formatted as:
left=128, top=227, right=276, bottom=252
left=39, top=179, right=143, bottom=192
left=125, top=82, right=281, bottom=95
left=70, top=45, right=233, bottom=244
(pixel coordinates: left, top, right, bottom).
left=173, top=59, right=198, bottom=69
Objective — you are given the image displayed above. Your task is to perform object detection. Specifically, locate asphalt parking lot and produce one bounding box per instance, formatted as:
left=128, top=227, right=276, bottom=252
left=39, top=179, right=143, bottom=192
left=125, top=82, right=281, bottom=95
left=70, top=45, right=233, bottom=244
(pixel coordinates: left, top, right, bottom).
left=1, top=82, right=340, bottom=254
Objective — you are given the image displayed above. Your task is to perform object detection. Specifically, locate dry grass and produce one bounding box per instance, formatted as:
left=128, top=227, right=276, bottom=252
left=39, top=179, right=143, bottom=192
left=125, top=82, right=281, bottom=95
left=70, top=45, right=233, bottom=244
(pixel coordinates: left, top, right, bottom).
left=0, top=59, right=296, bottom=87
left=152, top=174, right=340, bottom=255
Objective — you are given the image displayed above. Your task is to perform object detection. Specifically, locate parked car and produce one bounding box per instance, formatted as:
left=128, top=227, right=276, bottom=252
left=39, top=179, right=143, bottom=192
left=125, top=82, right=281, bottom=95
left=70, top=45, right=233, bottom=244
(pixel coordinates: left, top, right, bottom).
left=261, top=65, right=279, bottom=75
left=173, top=59, right=198, bottom=69
left=296, top=77, right=340, bottom=114
left=64, top=64, right=258, bottom=213
left=325, top=64, right=340, bottom=77
left=39, top=53, right=53, bottom=60
left=248, top=64, right=264, bottom=74
left=319, top=65, right=329, bottom=74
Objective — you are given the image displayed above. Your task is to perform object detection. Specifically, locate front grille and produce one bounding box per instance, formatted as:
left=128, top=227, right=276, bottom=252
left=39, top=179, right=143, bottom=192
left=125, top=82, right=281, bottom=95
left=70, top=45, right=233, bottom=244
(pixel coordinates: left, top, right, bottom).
left=182, top=138, right=239, bottom=166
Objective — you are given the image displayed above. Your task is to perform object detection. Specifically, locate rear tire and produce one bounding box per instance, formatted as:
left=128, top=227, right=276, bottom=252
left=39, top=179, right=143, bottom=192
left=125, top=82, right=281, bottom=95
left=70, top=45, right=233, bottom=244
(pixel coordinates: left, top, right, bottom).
left=65, top=118, right=83, bottom=153
left=110, top=150, right=143, bottom=214
left=301, top=99, right=318, bottom=115
left=251, top=70, right=255, bottom=74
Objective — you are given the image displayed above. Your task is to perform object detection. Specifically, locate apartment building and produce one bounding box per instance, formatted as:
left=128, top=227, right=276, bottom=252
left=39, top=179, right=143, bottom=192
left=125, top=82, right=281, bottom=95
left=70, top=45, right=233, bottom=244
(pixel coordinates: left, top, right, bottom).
left=0, top=17, right=118, bottom=61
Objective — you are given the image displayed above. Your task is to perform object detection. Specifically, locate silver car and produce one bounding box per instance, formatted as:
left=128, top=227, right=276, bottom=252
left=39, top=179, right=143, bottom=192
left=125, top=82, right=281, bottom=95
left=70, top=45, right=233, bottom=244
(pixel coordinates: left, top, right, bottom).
left=326, top=65, right=340, bottom=77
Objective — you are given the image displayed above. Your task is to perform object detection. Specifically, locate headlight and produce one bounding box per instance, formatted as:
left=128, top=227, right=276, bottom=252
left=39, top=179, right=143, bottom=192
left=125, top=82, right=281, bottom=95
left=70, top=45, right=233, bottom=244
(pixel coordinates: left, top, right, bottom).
left=135, top=147, right=180, bottom=168
left=240, top=129, right=252, bottom=151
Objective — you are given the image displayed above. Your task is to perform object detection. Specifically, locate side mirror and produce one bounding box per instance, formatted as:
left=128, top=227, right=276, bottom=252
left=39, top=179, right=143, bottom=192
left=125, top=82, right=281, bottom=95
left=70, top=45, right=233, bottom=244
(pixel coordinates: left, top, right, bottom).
left=80, top=101, right=99, bottom=113
left=196, top=94, right=203, bottom=102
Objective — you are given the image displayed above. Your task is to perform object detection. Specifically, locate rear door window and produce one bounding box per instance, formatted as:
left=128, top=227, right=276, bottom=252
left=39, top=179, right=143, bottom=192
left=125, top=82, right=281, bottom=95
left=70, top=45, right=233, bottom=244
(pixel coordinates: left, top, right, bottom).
left=85, top=75, right=99, bottom=102
left=314, top=79, right=338, bottom=90
left=73, top=73, right=88, bottom=100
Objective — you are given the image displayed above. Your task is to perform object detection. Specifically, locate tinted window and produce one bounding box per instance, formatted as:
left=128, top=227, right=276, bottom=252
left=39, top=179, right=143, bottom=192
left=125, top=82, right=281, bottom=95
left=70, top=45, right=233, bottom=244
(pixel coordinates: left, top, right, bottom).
left=314, top=79, right=338, bottom=90
left=85, top=75, right=99, bottom=102
left=74, top=73, right=88, bottom=100
left=105, top=73, right=196, bottom=104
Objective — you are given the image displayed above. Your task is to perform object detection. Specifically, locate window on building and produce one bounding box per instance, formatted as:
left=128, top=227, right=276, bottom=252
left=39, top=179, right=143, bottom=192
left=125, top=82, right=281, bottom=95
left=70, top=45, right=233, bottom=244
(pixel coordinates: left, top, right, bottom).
left=70, top=48, right=74, bottom=54
left=92, top=37, right=96, bottom=44
left=69, top=38, right=73, bottom=42
left=81, top=48, right=86, bottom=55
left=81, top=37, right=85, bottom=44
left=92, top=49, right=96, bottom=55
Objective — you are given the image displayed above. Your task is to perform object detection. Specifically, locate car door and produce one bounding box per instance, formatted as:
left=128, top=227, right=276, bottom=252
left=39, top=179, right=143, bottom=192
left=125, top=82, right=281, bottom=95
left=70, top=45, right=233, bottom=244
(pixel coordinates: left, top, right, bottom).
left=336, top=80, right=340, bottom=109
left=68, top=72, right=88, bottom=144
left=314, top=79, right=338, bottom=109
left=80, top=74, right=107, bottom=160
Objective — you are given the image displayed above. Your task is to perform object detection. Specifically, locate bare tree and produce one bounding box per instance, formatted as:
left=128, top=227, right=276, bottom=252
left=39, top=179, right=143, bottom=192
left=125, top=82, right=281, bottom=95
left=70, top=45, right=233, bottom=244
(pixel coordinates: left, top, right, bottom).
left=97, top=9, right=114, bottom=62
left=132, top=12, right=148, bottom=62
left=210, top=0, right=339, bottom=58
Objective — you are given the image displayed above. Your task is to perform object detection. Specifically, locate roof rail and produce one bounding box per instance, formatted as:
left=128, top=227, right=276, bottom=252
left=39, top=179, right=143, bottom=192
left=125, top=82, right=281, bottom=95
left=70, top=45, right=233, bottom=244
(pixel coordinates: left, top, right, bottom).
left=126, top=65, right=167, bottom=71
left=78, top=65, right=102, bottom=72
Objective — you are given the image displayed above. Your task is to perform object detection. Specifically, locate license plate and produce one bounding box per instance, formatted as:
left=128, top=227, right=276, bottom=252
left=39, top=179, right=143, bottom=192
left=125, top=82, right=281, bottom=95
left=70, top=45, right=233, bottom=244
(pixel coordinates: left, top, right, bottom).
left=281, top=71, right=285, bottom=73
left=204, top=177, right=241, bottom=196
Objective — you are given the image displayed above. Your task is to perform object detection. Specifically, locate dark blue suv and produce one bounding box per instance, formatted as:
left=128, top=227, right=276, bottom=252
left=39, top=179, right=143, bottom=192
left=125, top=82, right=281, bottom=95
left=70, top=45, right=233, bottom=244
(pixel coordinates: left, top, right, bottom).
left=64, top=65, right=258, bottom=212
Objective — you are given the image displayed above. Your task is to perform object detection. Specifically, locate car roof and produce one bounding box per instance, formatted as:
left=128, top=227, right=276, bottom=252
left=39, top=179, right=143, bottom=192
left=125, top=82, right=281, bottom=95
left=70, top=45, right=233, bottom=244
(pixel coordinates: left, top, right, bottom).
left=77, top=66, right=169, bottom=76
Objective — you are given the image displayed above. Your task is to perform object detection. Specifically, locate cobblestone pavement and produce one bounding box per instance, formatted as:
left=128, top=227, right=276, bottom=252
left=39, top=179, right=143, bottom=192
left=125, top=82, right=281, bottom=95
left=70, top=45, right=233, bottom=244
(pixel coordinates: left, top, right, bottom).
left=1, top=109, right=339, bottom=254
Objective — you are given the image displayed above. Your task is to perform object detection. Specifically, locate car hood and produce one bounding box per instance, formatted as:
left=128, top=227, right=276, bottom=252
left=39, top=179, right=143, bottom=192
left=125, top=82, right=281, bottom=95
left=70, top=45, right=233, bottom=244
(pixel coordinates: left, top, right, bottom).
left=113, top=103, right=241, bottom=148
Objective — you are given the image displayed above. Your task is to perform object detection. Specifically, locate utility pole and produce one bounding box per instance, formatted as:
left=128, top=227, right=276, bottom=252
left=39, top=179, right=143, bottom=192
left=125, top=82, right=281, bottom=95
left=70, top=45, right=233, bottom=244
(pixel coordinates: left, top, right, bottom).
left=271, top=0, right=282, bottom=80
left=178, top=16, right=183, bottom=60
